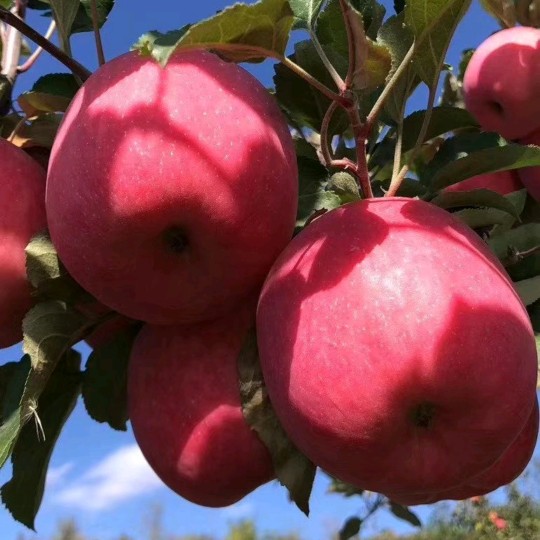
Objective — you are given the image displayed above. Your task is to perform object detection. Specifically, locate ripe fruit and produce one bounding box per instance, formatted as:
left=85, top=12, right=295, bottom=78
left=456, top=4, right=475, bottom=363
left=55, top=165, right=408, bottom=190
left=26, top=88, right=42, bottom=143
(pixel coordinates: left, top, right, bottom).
left=386, top=397, right=539, bottom=505
left=516, top=129, right=540, bottom=201
left=444, top=170, right=522, bottom=195
left=463, top=26, right=540, bottom=141
left=46, top=49, right=298, bottom=325
left=0, top=138, right=47, bottom=348
left=257, top=198, right=537, bottom=495
left=128, top=305, right=274, bottom=507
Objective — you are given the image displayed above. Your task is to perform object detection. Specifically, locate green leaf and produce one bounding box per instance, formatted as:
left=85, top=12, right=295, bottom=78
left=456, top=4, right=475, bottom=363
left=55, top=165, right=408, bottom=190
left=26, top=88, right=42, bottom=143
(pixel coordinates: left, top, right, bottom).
left=370, top=107, right=478, bottom=170
left=430, top=190, right=520, bottom=219
left=480, top=0, right=516, bottom=26
left=389, top=502, right=422, bottom=527
left=377, top=13, right=418, bottom=122
left=404, top=0, right=471, bottom=85
left=295, top=140, right=341, bottom=227
left=328, top=477, right=364, bottom=497
left=288, top=0, right=325, bottom=29
left=515, top=277, right=540, bottom=306
left=0, top=358, right=31, bottom=469
left=1, top=351, right=80, bottom=529
left=274, top=40, right=349, bottom=132
left=72, top=0, right=115, bottom=33
left=488, top=224, right=540, bottom=261
left=339, top=517, right=362, bottom=539
left=82, top=327, right=139, bottom=431
left=316, top=0, right=391, bottom=91
left=31, top=73, right=79, bottom=98
left=25, top=232, right=91, bottom=304
left=48, top=0, right=80, bottom=49
left=431, top=144, right=540, bottom=191
left=238, top=328, right=316, bottom=515
left=135, top=0, right=294, bottom=65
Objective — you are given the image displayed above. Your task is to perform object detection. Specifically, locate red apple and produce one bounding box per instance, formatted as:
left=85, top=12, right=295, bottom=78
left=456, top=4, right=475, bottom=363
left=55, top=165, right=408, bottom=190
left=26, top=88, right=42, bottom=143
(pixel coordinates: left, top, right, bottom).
left=128, top=304, right=274, bottom=507
left=46, top=49, right=298, bottom=325
left=463, top=26, right=540, bottom=140
left=386, top=396, right=538, bottom=505
left=516, top=129, right=540, bottom=201
left=444, top=170, right=522, bottom=195
left=256, top=197, right=537, bottom=495
left=0, top=138, right=47, bottom=348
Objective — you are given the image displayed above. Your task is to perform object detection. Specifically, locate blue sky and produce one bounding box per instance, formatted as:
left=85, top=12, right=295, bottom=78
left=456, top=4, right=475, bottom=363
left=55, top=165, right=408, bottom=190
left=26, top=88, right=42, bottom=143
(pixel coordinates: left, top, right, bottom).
left=0, top=1, right=531, bottom=539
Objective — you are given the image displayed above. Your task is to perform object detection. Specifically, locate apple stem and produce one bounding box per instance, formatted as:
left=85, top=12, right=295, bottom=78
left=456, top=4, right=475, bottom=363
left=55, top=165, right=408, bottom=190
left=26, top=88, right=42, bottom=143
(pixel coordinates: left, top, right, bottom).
left=0, top=6, right=91, bottom=82
left=89, top=0, right=106, bottom=66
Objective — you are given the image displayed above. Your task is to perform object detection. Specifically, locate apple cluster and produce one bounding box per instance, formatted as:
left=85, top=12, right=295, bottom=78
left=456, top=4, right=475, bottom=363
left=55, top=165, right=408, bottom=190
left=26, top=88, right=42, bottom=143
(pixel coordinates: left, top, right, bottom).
left=1, top=43, right=538, bottom=511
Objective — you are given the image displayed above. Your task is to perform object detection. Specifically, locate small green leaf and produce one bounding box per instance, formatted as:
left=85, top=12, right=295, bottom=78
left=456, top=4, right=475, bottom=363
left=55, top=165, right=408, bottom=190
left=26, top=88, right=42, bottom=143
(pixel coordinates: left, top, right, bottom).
left=72, top=0, right=115, bottom=33
left=82, top=327, right=139, bottom=431
left=328, top=172, right=361, bottom=203
left=328, top=477, right=364, bottom=497
left=25, top=232, right=91, bottom=304
left=134, top=0, right=294, bottom=65
left=238, top=328, right=316, bottom=515
left=431, top=190, right=520, bottom=219
left=1, top=351, right=80, bottom=529
left=339, top=516, right=362, bottom=539
left=389, top=502, right=422, bottom=527
left=48, top=0, right=80, bottom=49
left=488, top=224, right=540, bottom=261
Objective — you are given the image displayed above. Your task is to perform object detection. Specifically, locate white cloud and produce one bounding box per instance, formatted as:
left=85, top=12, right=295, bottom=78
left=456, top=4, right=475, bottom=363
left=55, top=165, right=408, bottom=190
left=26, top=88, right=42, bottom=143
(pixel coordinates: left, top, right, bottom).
left=46, top=462, right=74, bottom=489
left=54, top=444, right=163, bottom=511
left=220, top=501, right=255, bottom=520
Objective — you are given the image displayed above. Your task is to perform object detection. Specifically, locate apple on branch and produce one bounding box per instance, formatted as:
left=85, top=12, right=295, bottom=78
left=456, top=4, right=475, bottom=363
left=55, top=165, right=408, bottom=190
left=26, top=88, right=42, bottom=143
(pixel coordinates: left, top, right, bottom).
left=46, top=49, right=298, bottom=325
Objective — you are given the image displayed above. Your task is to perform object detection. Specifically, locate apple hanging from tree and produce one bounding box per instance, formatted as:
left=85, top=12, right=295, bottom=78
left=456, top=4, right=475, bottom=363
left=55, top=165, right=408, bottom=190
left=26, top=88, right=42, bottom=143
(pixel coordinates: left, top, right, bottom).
left=256, top=197, right=538, bottom=497
left=46, top=49, right=298, bottom=325
left=463, top=26, right=540, bottom=141
left=0, top=138, right=47, bottom=348
left=444, top=170, right=522, bottom=195
left=128, top=303, right=274, bottom=507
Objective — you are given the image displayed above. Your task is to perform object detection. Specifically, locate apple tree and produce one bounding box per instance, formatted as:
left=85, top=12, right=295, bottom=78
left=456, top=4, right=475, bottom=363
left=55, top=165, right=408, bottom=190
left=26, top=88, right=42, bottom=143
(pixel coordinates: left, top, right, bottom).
left=0, top=0, right=540, bottom=538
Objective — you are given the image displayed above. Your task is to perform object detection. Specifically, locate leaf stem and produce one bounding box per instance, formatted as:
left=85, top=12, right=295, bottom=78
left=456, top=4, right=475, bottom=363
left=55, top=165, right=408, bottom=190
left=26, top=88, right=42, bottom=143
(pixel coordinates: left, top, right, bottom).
left=89, top=0, right=105, bottom=66
left=0, top=6, right=91, bottom=81
left=309, top=29, right=345, bottom=92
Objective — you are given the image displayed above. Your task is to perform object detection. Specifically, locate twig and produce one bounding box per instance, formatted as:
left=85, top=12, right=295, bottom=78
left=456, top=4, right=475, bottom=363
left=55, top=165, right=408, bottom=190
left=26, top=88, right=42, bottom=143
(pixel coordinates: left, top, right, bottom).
left=320, top=101, right=339, bottom=167
left=89, top=0, right=105, bottom=66
left=17, top=19, right=56, bottom=73
left=0, top=6, right=91, bottom=81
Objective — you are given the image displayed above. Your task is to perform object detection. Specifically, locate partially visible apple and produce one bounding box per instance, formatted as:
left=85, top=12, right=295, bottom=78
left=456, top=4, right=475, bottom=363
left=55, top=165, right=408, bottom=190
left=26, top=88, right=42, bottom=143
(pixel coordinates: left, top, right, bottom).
left=128, top=304, right=274, bottom=507
left=463, top=26, right=540, bottom=141
left=46, top=49, right=298, bottom=325
left=444, top=170, right=522, bottom=195
left=386, top=396, right=539, bottom=505
left=0, top=138, right=47, bottom=348
left=257, top=197, right=537, bottom=496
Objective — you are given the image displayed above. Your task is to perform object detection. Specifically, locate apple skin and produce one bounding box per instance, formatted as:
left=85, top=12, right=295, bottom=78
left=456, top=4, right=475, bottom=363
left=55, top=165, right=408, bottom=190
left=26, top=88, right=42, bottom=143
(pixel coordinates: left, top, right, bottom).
left=256, top=197, right=538, bottom=495
left=463, top=26, right=540, bottom=141
left=46, top=49, right=298, bottom=325
left=127, top=305, right=274, bottom=507
left=0, top=138, right=47, bottom=348
left=386, top=396, right=539, bottom=505
left=444, top=170, right=522, bottom=195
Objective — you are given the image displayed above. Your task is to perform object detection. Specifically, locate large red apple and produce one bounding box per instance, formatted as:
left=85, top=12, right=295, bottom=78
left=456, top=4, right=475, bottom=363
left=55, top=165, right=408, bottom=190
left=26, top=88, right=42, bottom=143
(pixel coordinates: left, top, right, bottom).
left=0, top=138, right=47, bottom=348
left=46, top=49, right=298, bottom=325
left=444, top=170, right=522, bottom=195
left=256, top=197, right=537, bottom=495
left=386, top=396, right=539, bottom=505
left=128, top=304, right=274, bottom=507
left=463, top=26, right=540, bottom=141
